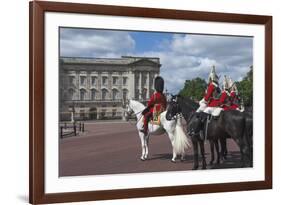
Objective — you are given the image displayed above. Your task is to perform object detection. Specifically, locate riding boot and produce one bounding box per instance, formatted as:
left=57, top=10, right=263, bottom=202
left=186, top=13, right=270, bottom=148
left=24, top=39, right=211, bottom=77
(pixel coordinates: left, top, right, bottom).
left=140, top=125, right=148, bottom=135
left=199, top=130, right=205, bottom=141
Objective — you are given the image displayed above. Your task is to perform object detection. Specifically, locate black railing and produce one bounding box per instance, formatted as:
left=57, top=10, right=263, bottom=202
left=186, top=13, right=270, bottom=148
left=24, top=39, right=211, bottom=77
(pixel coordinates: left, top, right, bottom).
left=59, top=121, right=85, bottom=138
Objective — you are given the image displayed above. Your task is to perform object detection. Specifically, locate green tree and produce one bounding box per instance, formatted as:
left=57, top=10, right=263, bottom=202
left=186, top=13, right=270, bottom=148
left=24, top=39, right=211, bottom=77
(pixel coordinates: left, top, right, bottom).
left=236, top=66, right=253, bottom=106
left=179, top=77, right=207, bottom=101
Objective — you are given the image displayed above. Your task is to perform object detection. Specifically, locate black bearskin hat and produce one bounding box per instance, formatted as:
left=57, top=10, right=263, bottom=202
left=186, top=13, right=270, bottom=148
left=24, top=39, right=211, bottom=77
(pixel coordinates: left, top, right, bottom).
left=154, top=76, right=164, bottom=93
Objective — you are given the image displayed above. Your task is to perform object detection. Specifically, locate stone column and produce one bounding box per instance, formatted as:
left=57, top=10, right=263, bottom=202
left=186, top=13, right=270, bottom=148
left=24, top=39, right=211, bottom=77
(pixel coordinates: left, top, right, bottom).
left=128, top=70, right=135, bottom=99
left=146, top=72, right=150, bottom=99
left=76, top=71, right=79, bottom=100
left=139, top=72, right=142, bottom=100
left=108, top=72, right=112, bottom=99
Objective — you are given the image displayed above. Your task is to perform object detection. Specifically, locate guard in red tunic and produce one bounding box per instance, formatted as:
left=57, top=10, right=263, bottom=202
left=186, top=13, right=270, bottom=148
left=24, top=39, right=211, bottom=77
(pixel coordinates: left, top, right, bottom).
left=229, top=79, right=240, bottom=110
left=197, top=65, right=221, bottom=112
left=140, top=76, right=167, bottom=135
left=219, top=75, right=232, bottom=110
left=220, top=76, right=241, bottom=110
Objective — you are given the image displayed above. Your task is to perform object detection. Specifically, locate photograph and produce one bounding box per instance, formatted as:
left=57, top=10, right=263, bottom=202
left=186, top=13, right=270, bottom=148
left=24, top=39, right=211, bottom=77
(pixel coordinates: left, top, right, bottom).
left=29, top=1, right=272, bottom=203
left=58, top=27, right=253, bottom=176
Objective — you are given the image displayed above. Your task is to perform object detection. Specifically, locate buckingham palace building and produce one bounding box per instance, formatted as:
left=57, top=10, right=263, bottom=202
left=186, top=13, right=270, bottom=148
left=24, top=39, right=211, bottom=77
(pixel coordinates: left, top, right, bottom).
left=59, top=56, right=161, bottom=121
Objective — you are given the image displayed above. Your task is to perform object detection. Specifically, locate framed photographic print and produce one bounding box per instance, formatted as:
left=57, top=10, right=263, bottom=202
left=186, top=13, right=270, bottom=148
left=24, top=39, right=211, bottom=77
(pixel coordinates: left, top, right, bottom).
left=29, top=1, right=272, bottom=204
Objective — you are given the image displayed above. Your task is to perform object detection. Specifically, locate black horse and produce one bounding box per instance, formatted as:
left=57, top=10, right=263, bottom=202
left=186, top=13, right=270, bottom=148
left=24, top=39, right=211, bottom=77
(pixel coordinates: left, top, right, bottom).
left=166, top=95, right=253, bottom=169
left=166, top=95, right=207, bottom=169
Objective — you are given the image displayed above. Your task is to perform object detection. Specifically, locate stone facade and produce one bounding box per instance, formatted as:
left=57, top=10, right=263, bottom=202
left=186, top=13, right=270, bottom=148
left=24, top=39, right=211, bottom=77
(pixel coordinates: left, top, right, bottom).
left=59, top=56, right=161, bottom=121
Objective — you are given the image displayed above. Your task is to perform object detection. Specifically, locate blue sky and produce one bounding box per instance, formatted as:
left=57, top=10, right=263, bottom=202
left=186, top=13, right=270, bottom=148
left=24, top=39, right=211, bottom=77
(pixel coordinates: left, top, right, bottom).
left=60, top=27, right=253, bottom=93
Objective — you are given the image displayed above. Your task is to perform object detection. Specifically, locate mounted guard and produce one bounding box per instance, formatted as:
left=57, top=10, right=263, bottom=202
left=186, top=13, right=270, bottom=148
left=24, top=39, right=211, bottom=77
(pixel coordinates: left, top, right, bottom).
left=228, top=77, right=241, bottom=110
left=140, top=76, right=167, bottom=135
left=196, top=65, right=221, bottom=115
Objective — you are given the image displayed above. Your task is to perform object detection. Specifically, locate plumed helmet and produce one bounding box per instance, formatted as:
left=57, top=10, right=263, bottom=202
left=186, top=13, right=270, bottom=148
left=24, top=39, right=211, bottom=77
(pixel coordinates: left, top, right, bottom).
left=228, top=76, right=238, bottom=92
left=154, top=76, right=164, bottom=93
left=208, top=65, right=219, bottom=84
left=222, top=75, right=230, bottom=90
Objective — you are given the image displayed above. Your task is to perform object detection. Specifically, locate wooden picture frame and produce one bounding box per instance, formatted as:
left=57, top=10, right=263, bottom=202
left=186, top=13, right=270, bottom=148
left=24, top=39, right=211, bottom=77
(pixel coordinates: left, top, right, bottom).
left=29, top=1, right=272, bottom=204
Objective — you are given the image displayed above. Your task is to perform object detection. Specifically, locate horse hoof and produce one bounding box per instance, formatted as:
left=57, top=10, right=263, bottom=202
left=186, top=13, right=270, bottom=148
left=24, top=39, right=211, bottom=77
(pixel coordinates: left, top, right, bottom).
left=171, top=159, right=176, bottom=163
left=140, top=157, right=145, bottom=161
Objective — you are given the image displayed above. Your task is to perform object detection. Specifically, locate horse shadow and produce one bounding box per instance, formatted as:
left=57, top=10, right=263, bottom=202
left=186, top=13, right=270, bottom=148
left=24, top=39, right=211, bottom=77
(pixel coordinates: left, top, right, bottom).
left=148, top=153, right=194, bottom=163
left=147, top=151, right=249, bottom=170
left=208, top=151, right=249, bottom=169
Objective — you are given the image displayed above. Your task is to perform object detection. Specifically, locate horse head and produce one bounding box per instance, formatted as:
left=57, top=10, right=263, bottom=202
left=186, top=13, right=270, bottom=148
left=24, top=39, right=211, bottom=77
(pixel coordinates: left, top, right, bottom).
left=123, top=99, right=134, bottom=121
left=166, top=94, right=182, bottom=120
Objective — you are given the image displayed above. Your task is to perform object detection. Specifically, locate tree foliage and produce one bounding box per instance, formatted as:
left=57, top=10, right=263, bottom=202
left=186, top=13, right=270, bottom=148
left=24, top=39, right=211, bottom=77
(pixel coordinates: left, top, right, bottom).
left=178, top=66, right=253, bottom=106
left=179, top=77, right=207, bottom=101
left=236, top=66, right=253, bottom=106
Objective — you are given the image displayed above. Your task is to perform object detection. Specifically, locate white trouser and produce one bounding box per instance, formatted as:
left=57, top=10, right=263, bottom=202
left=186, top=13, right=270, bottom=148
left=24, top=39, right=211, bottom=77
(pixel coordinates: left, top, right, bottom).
left=197, top=98, right=223, bottom=116
left=203, top=107, right=223, bottom=116
left=196, top=98, right=207, bottom=112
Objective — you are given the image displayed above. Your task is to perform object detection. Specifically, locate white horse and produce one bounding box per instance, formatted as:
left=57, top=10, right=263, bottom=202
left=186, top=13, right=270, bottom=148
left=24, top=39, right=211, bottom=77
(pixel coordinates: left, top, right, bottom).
left=124, top=99, right=191, bottom=162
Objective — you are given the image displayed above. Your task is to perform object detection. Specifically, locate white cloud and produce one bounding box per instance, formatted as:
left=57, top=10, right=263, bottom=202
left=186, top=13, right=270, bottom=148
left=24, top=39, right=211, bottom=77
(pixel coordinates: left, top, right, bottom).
left=136, top=34, right=253, bottom=93
left=60, top=28, right=135, bottom=57
left=60, top=29, right=253, bottom=94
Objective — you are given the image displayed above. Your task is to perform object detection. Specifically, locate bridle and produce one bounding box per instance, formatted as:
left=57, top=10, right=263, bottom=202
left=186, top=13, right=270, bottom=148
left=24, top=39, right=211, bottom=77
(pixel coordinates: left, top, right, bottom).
left=124, top=102, right=144, bottom=125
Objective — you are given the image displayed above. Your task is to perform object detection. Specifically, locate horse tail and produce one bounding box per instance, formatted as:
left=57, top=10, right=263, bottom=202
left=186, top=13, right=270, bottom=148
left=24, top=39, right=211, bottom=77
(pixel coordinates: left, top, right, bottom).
left=173, top=117, right=191, bottom=155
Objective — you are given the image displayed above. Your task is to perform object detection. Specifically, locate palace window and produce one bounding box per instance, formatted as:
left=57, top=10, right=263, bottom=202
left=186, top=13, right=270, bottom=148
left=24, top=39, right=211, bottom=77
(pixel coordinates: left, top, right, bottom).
left=91, top=89, right=96, bottom=100
left=143, top=75, right=147, bottom=85
left=80, top=89, right=86, bottom=101
left=91, top=76, right=97, bottom=86
left=112, top=89, right=119, bottom=100
left=101, top=89, right=108, bottom=100
left=68, top=76, right=75, bottom=85
left=102, top=76, right=108, bottom=86
left=112, top=109, right=117, bottom=117
left=123, top=77, right=127, bottom=85
left=122, top=89, right=128, bottom=101
left=68, top=88, right=75, bottom=100
left=135, top=89, right=139, bottom=100
left=142, top=88, right=147, bottom=100
left=80, top=76, right=86, bottom=86
left=101, top=109, right=106, bottom=118
left=112, top=77, right=118, bottom=85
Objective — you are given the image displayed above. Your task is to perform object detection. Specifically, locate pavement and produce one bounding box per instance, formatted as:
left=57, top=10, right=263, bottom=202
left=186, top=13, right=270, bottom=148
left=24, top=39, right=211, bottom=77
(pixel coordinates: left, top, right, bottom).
left=59, top=120, right=243, bottom=177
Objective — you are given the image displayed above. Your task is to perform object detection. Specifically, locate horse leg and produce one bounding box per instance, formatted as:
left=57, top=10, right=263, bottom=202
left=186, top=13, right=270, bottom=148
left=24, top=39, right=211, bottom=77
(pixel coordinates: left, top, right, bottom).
left=144, top=135, right=149, bottom=159
left=139, top=132, right=146, bottom=161
left=192, top=138, right=199, bottom=170
left=209, top=140, right=214, bottom=166
left=199, top=140, right=207, bottom=169
left=220, top=138, right=227, bottom=161
left=232, top=137, right=245, bottom=167
left=171, top=142, right=177, bottom=163
left=166, top=132, right=177, bottom=162
left=214, top=140, right=220, bottom=165
left=180, top=153, right=185, bottom=161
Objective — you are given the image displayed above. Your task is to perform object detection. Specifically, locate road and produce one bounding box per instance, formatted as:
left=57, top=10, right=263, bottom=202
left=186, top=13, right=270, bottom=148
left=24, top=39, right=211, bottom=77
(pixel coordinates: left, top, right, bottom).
left=59, top=120, right=243, bottom=176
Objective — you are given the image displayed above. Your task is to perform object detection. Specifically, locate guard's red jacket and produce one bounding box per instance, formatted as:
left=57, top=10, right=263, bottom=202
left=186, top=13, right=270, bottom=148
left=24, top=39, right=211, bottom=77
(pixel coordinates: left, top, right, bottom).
left=229, top=91, right=239, bottom=109
left=204, top=82, right=220, bottom=107
left=219, top=91, right=231, bottom=110
left=147, top=92, right=167, bottom=113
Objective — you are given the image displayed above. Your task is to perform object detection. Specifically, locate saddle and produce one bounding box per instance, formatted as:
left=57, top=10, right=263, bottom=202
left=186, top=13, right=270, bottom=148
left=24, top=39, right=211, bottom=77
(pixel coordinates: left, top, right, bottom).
left=151, top=104, right=164, bottom=125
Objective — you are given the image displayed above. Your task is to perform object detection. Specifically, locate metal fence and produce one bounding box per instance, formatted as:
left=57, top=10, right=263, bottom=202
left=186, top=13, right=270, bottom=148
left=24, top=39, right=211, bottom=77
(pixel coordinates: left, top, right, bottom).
left=59, top=121, right=85, bottom=138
